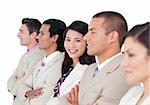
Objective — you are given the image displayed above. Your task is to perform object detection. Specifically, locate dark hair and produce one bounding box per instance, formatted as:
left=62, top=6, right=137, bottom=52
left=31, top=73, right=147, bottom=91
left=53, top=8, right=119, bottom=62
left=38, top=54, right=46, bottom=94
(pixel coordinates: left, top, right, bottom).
left=62, top=21, right=95, bottom=75
left=43, top=19, right=66, bottom=52
left=126, top=22, right=150, bottom=55
left=93, top=11, right=128, bottom=48
left=22, top=18, right=41, bottom=35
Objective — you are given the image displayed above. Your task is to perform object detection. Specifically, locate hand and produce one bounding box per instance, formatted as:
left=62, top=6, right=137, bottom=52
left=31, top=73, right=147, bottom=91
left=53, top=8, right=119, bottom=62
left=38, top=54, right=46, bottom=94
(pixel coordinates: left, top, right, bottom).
left=25, top=88, right=43, bottom=100
left=67, top=85, right=79, bottom=105
left=15, top=72, right=25, bottom=80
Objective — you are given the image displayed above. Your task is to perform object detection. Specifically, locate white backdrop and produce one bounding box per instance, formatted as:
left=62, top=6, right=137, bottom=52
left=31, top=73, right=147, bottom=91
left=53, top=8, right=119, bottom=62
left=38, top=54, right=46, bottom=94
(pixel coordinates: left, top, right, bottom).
left=0, top=0, right=149, bottom=105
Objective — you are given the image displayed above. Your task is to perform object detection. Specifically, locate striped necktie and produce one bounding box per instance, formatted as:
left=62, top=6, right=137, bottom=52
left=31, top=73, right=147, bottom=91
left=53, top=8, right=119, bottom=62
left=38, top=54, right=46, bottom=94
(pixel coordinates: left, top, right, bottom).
left=53, top=66, right=74, bottom=97
left=92, top=66, right=99, bottom=77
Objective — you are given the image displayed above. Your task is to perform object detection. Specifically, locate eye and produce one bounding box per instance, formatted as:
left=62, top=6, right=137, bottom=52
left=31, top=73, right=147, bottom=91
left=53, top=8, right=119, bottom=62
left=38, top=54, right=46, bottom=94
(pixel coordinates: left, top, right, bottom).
left=75, top=39, right=81, bottom=42
left=90, top=30, right=96, bottom=34
left=65, top=38, right=70, bottom=41
left=127, top=53, right=135, bottom=57
left=39, top=32, right=44, bottom=36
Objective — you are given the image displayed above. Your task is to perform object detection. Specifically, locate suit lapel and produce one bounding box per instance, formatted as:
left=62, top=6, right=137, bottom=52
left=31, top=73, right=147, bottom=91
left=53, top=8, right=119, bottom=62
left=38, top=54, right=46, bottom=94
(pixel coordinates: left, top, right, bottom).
left=80, top=54, right=124, bottom=98
left=80, top=63, right=107, bottom=96
left=33, top=52, right=63, bottom=86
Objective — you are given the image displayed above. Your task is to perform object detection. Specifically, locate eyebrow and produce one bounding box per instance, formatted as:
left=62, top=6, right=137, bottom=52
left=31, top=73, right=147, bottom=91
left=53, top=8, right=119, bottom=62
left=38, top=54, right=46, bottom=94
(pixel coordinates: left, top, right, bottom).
left=89, top=28, right=96, bottom=31
left=39, top=30, right=45, bottom=33
left=65, top=36, right=82, bottom=40
left=124, top=49, right=134, bottom=53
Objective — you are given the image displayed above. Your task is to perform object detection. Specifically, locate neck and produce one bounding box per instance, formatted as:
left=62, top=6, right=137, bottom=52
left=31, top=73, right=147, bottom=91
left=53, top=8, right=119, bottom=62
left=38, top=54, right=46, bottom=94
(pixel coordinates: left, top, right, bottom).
left=97, top=48, right=120, bottom=64
left=72, top=58, right=79, bottom=66
left=27, top=41, right=38, bottom=50
left=143, top=78, right=150, bottom=97
left=45, top=44, right=57, bottom=56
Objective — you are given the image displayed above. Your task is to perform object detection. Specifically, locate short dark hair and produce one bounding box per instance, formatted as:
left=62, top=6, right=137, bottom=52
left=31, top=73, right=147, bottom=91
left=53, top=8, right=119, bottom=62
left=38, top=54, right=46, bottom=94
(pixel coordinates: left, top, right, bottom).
left=62, top=21, right=95, bottom=75
left=43, top=19, right=66, bottom=52
left=93, top=11, right=128, bottom=48
left=126, top=22, right=150, bottom=55
left=22, top=18, right=41, bottom=35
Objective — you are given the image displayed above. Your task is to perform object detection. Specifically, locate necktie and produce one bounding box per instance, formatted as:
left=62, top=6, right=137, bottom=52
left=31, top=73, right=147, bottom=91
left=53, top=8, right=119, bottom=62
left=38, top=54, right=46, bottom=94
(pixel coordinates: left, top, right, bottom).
left=35, top=60, right=45, bottom=77
left=92, top=66, right=99, bottom=77
left=53, top=66, right=74, bottom=97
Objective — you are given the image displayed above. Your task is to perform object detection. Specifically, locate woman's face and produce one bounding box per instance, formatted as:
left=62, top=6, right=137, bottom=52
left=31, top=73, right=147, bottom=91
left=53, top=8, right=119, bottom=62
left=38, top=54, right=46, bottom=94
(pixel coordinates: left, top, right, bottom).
left=122, top=37, right=150, bottom=84
left=64, top=29, right=86, bottom=62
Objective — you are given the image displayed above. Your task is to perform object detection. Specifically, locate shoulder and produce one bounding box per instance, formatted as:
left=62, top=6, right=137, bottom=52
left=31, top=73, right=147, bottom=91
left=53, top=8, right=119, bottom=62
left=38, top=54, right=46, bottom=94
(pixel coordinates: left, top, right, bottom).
left=119, top=85, right=143, bottom=104
left=125, top=85, right=143, bottom=96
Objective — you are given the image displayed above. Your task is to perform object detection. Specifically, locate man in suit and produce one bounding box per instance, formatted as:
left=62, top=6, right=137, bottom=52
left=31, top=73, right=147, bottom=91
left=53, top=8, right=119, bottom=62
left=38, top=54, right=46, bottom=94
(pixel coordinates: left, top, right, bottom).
left=17, top=19, right=66, bottom=105
left=60, top=11, right=132, bottom=105
left=7, top=18, right=44, bottom=105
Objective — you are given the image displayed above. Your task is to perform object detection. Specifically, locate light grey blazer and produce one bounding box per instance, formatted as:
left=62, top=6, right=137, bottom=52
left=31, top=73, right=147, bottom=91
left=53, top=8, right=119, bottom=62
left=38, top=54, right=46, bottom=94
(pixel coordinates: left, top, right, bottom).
left=46, top=63, right=88, bottom=105
left=7, top=47, right=44, bottom=96
left=17, top=51, right=64, bottom=105
left=78, top=54, right=132, bottom=105
left=58, top=54, right=132, bottom=105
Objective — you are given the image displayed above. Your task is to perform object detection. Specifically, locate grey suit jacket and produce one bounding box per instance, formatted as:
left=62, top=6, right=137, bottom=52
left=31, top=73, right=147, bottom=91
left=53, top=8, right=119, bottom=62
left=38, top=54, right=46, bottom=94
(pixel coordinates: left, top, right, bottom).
left=18, top=51, right=64, bottom=105
left=78, top=54, right=131, bottom=105
left=7, top=47, right=44, bottom=96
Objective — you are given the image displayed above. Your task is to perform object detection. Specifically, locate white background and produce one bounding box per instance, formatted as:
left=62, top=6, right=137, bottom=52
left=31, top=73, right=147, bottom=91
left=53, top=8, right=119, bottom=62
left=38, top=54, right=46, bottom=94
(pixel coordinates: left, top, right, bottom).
left=0, top=0, right=149, bottom=104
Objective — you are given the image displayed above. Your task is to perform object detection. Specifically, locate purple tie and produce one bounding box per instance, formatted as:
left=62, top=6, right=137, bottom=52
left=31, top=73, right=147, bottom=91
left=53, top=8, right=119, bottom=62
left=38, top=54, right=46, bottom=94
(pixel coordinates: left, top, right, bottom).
left=53, top=66, right=74, bottom=97
left=92, top=66, right=99, bottom=77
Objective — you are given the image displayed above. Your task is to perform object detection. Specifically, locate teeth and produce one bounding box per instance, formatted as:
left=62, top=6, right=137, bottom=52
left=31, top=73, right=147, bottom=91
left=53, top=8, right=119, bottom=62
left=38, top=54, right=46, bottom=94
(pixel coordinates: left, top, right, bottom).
left=69, top=49, right=77, bottom=53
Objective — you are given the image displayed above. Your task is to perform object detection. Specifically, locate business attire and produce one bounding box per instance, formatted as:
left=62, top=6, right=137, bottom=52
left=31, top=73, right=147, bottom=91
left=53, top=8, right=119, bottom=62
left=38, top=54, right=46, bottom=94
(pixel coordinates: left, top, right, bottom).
left=58, top=53, right=132, bottom=105
left=46, top=63, right=88, bottom=105
left=119, top=84, right=150, bottom=105
left=7, top=47, right=44, bottom=105
left=17, top=51, right=64, bottom=105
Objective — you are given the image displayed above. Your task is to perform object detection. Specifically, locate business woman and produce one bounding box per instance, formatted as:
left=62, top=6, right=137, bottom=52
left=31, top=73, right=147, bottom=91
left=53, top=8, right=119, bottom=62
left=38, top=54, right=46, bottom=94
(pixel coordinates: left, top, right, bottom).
left=119, top=22, right=150, bottom=105
left=47, top=20, right=95, bottom=105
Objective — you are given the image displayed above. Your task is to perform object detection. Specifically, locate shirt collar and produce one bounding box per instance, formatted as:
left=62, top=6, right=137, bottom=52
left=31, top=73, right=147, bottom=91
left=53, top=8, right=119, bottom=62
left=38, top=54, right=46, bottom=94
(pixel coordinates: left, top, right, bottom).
left=42, top=51, right=60, bottom=65
left=97, top=52, right=122, bottom=71
left=27, top=45, right=39, bottom=54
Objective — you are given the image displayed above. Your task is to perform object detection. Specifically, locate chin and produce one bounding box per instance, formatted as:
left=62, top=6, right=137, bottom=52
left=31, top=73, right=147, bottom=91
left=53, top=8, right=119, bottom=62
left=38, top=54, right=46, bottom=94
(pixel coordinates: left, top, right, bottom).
left=21, top=43, right=26, bottom=46
left=126, top=78, right=139, bottom=85
left=87, top=51, right=94, bottom=56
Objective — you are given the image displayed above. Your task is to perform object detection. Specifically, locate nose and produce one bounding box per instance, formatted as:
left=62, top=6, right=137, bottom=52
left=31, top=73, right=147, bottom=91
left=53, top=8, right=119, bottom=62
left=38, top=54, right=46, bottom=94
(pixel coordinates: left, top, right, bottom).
left=36, top=33, right=40, bottom=39
left=83, top=32, right=89, bottom=41
left=17, top=32, right=20, bottom=37
left=121, top=55, right=128, bottom=68
left=69, top=41, right=76, bottom=48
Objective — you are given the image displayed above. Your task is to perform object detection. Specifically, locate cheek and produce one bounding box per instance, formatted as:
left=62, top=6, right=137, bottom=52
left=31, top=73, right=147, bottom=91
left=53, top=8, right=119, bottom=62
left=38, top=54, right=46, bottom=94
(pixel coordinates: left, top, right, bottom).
left=131, top=60, right=148, bottom=76
left=79, top=42, right=86, bottom=50
left=64, top=42, right=68, bottom=49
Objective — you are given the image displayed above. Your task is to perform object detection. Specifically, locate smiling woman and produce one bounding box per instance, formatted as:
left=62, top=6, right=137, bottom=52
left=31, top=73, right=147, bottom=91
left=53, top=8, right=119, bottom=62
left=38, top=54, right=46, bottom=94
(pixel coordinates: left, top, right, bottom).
left=119, top=22, right=150, bottom=105
left=47, top=20, right=95, bottom=105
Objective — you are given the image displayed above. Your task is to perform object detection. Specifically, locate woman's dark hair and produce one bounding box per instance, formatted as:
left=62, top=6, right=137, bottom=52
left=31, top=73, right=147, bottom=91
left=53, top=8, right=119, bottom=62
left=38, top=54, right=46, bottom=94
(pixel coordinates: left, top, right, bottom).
left=62, top=21, right=95, bottom=75
left=125, top=22, right=149, bottom=55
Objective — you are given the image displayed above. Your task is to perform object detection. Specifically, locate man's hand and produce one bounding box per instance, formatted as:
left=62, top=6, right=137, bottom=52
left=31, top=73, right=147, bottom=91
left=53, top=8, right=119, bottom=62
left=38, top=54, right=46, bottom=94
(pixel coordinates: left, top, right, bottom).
left=25, top=88, right=43, bottom=100
left=67, top=85, right=79, bottom=105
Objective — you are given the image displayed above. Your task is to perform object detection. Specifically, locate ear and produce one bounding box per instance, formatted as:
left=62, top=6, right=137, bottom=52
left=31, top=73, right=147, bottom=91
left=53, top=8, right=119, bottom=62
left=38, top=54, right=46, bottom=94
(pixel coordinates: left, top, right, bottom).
left=30, top=32, right=37, bottom=39
left=108, top=31, right=119, bottom=44
left=52, top=34, right=59, bottom=42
